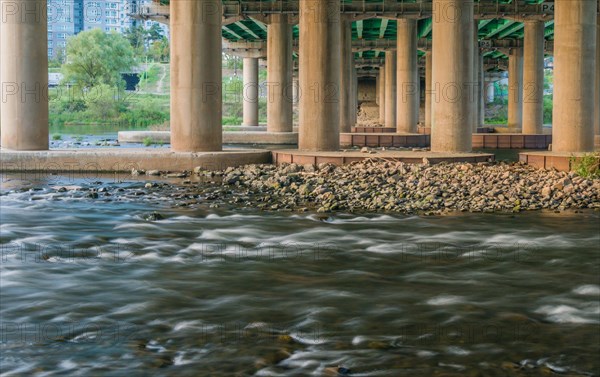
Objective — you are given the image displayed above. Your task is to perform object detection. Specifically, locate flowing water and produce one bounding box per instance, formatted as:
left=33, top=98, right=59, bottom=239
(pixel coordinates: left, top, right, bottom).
left=1, top=174, right=599, bottom=376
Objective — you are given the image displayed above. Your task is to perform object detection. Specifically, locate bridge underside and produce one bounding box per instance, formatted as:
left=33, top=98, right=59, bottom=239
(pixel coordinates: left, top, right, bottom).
left=1, top=0, right=599, bottom=172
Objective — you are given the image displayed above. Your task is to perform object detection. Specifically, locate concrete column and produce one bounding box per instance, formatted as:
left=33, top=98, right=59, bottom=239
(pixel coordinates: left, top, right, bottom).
left=478, top=54, right=485, bottom=126
left=267, top=14, right=293, bottom=133
left=242, top=57, right=259, bottom=127
left=375, top=75, right=380, bottom=106
left=522, top=21, right=545, bottom=134
left=298, top=0, right=341, bottom=151
left=507, top=48, right=523, bottom=131
left=1, top=0, right=49, bottom=150
left=292, top=76, right=300, bottom=105
left=431, top=0, right=474, bottom=152
left=351, top=64, right=358, bottom=126
left=339, top=19, right=353, bottom=132
left=595, top=15, right=600, bottom=136
left=396, top=19, right=419, bottom=133
left=424, top=51, right=433, bottom=129
left=553, top=0, right=597, bottom=152
left=170, top=0, right=222, bottom=151
left=472, top=22, right=480, bottom=132
left=485, top=81, right=495, bottom=103
left=384, top=51, right=397, bottom=129
left=379, top=67, right=386, bottom=124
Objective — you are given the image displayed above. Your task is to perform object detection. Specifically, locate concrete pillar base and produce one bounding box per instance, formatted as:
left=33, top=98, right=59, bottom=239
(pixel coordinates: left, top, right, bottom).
left=242, top=57, right=260, bottom=127
left=170, top=0, right=222, bottom=152
left=0, top=0, right=49, bottom=151
left=396, top=19, right=419, bottom=134
left=522, top=21, right=545, bottom=135
left=384, top=51, right=397, bottom=129
left=267, top=14, right=293, bottom=133
left=430, top=0, right=474, bottom=152
left=298, top=0, right=341, bottom=151
left=507, top=48, right=523, bottom=131
left=552, top=0, right=597, bottom=152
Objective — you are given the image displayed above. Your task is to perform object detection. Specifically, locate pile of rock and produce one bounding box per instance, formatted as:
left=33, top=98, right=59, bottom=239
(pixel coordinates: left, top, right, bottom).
left=217, top=160, right=600, bottom=214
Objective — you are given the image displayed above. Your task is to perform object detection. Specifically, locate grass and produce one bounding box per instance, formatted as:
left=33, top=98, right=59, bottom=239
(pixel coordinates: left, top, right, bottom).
left=142, top=137, right=155, bottom=147
left=222, top=116, right=242, bottom=126
left=52, top=134, right=62, bottom=141
left=49, top=87, right=170, bottom=129
left=570, top=153, right=600, bottom=179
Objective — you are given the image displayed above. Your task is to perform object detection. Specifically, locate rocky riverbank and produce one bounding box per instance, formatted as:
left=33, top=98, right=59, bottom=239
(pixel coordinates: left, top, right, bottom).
left=212, top=160, right=600, bottom=214
left=9, top=160, right=596, bottom=216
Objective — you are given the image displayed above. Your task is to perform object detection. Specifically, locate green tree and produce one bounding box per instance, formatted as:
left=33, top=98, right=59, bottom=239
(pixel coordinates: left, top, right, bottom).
left=124, top=25, right=147, bottom=53
left=62, top=29, right=136, bottom=88
left=146, top=23, right=164, bottom=43
left=149, top=37, right=169, bottom=62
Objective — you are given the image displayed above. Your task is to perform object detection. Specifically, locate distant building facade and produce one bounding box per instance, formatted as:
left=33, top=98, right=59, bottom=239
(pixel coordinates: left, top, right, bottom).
left=47, top=0, right=167, bottom=58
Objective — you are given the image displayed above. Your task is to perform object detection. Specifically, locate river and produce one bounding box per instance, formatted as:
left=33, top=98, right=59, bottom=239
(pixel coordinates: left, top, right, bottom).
left=1, top=174, right=598, bottom=376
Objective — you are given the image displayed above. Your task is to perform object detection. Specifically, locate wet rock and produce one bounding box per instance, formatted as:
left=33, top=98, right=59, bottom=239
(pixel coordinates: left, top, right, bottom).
left=147, top=170, right=161, bottom=176
left=323, top=366, right=352, bottom=376
left=52, top=185, right=82, bottom=191
left=151, top=354, right=173, bottom=368
left=144, top=212, right=164, bottom=221
left=500, top=361, right=522, bottom=373
left=367, top=341, right=389, bottom=350
left=276, top=334, right=294, bottom=344
left=166, top=172, right=187, bottom=178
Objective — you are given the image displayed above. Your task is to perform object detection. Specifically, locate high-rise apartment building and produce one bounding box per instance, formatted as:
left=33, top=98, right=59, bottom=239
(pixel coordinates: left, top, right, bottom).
left=47, top=0, right=147, bottom=57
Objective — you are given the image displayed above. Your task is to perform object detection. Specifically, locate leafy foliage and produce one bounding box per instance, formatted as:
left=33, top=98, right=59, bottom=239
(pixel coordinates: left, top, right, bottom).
left=62, top=29, right=136, bottom=88
left=570, top=153, right=600, bottom=179
left=124, top=23, right=168, bottom=61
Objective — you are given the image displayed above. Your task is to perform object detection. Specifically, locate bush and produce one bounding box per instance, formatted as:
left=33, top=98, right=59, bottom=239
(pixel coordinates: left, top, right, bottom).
left=49, top=83, right=170, bottom=128
left=223, top=116, right=242, bottom=125
left=570, top=153, right=600, bottom=179
left=84, top=84, right=127, bottom=120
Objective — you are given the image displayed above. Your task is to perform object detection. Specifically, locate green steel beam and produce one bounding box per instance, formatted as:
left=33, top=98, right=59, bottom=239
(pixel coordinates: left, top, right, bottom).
left=250, top=18, right=267, bottom=33
left=357, top=20, right=364, bottom=39
left=485, top=20, right=515, bottom=39
left=223, top=25, right=243, bottom=40
left=418, top=18, right=432, bottom=38
left=478, top=19, right=494, bottom=30
left=237, top=22, right=261, bottom=40
left=544, top=20, right=554, bottom=38
left=498, top=22, right=524, bottom=38
left=379, top=19, right=389, bottom=39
